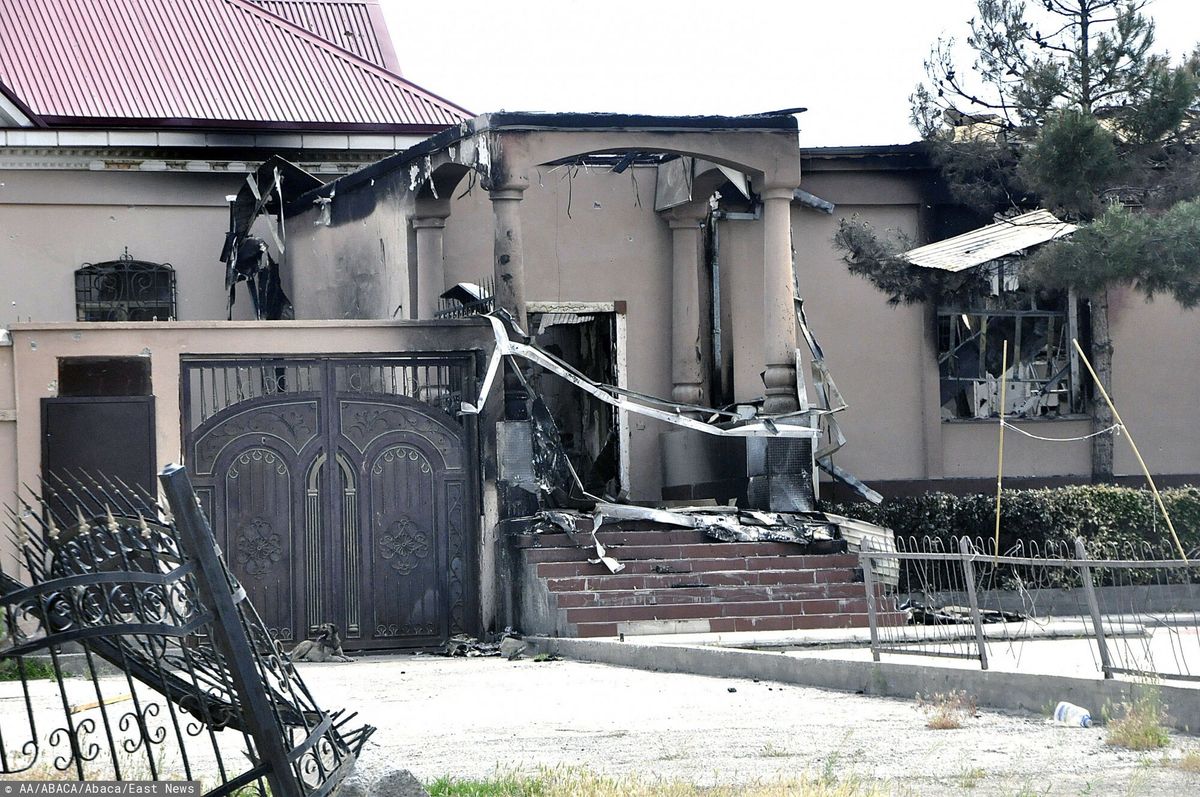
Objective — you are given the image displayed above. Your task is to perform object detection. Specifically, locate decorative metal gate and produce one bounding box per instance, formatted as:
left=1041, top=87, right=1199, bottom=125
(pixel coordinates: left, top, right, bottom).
left=182, top=356, right=477, bottom=650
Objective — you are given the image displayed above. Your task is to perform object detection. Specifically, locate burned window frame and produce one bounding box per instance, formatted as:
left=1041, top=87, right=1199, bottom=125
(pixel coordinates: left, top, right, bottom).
left=937, top=259, right=1079, bottom=420
left=75, top=249, right=176, bottom=322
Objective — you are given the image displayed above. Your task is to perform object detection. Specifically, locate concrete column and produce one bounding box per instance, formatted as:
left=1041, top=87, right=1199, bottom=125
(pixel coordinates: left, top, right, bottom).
left=760, top=186, right=799, bottom=415
left=489, top=176, right=529, bottom=422
left=413, top=199, right=450, bottom=319
left=489, top=179, right=529, bottom=332
left=664, top=202, right=709, bottom=407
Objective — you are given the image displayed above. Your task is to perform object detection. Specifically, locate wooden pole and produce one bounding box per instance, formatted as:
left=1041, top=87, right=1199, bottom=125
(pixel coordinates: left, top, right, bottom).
left=1072, top=338, right=1188, bottom=562
left=993, top=340, right=1008, bottom=558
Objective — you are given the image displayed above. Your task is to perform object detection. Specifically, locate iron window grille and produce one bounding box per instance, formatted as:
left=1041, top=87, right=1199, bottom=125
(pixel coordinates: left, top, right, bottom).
left=75, top=248, right=176, bottom=321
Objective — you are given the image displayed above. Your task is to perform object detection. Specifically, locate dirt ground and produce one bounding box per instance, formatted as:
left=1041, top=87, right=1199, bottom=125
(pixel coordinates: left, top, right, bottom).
left=292, top=654, right=1200, bottom=796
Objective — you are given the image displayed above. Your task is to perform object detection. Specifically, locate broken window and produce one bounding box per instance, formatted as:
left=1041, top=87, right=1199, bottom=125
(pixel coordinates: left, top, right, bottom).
left=527, top=310, right=621, bottom=496
left=75, top=249, right=175, bottom=321
left=937, top=261, right=1075, bottom=419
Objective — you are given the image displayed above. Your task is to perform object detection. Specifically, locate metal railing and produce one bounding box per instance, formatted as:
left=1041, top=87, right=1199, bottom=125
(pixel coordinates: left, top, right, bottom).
left=1, top=469, right=374, bottom=795
left=861, top=535, right=1200, bottom=683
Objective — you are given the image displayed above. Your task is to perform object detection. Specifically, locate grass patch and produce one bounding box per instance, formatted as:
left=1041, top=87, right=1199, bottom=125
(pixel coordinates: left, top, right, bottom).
left=1170, top=750, right=1200, bottom=772
left=957, top=766, right=986, bottom=789
left=917, top=690, right=977, bottom=730
left=426, top=766, right=888, bottom=797
left=758, top=741, right=791, bottom=758
left=1105, top=690, right=1171, bottom=751
left=427, top=770, right=544, bottom=797
left=0, top=657, right=57, bottom=681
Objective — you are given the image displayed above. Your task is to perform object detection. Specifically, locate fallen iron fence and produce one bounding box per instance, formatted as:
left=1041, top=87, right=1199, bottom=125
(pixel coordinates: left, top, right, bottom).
left=861, top=535, right=1200, bottom=683
left=0, top=468, right=373, bottom=795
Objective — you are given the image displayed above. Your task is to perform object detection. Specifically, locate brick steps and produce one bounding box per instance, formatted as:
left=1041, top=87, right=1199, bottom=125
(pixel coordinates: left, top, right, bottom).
left=516, top=526, right=898, bottom=638
left=552, top=582, right=871, bottom=608
left=574, top=612, right=878, bottom=638
left=564, top=597, right=872, bottom=624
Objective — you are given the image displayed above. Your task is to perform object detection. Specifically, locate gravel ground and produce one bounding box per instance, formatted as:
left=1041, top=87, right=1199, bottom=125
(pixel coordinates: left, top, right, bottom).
left=4, top=654, right=1199, bottom=795
left=291, top=654, right=1200, bottom=796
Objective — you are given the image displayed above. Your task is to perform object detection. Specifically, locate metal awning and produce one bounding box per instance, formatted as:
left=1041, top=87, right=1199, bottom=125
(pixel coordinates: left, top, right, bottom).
left=903, top=209, right=1076, bottom=272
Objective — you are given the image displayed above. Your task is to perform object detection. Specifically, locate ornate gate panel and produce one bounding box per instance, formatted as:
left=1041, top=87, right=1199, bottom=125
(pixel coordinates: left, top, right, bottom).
left=224, top=447, right=298, bottom=642
left=183, top=356, right=476, bottom=649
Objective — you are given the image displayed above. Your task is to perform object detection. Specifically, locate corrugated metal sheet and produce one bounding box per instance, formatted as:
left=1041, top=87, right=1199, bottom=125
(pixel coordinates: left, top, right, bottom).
left=250, top=0, right=398, bottom=71
left=903, top=210, right=1077, bottom=272
left=0, top=0, right=469, bottom=131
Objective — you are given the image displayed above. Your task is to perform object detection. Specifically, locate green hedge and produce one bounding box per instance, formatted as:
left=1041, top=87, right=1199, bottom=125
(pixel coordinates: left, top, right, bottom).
left=824, top=484, right=1200, bottom=557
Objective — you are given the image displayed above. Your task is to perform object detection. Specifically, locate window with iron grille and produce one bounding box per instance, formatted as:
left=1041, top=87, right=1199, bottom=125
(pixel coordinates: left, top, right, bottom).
left=75, top=249, right=176, bottom=322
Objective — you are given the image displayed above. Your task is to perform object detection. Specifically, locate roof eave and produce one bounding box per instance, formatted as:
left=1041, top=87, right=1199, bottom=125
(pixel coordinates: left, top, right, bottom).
left=32, top=115, right=459, bottom=135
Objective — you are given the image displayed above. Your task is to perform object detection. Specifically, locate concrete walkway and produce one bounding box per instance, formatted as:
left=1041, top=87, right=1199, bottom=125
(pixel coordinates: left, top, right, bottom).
left=296, top=653, right=1198, bottom=796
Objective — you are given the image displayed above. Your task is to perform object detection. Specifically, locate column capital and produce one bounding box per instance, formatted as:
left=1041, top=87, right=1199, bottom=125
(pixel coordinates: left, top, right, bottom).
left=487, top=170, right=529, bottom=198
left=413, top=197, right=451, bottom=222
left=411, top=216, right=446, bottom=230
left=488, top=185, right=527, bottom=201
left=759, top=186, right=796, bottom=203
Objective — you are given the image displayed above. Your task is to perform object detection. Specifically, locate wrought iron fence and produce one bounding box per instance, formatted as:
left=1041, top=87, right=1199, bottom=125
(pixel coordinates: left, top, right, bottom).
left=434, top=277, right=494, bottom=319
left=0, top=468, right=373, bottom=795
left=861, top=535, right=1200, bottom=683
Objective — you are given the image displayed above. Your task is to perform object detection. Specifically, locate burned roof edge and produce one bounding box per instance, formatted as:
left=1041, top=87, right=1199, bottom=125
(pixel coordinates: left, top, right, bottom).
left=285, top=110, right=807, bottom=215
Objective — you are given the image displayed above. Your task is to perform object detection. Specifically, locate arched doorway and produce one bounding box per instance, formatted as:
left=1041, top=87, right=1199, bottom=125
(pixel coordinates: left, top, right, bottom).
left=182, top=355, right=477, bottom=649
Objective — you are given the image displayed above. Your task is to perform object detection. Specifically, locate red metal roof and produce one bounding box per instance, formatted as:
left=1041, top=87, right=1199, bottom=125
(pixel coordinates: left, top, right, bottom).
left=0, top=0, right=470, bottom=132
left=249, top=0, right=400, bottom=72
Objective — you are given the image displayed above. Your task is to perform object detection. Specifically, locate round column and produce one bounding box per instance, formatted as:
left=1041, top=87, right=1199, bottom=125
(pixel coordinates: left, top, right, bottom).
left=761, top=186, right=799, bottom=415
left=413, top=199, right=451, bottom=319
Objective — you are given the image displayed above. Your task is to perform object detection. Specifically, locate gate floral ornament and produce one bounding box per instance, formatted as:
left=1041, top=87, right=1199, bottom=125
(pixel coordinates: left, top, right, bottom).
left=379, top=516, right=429, bottom=575
left=237, top=516, right=284, bottom=575
left=0, top=467, right=373, bottom=796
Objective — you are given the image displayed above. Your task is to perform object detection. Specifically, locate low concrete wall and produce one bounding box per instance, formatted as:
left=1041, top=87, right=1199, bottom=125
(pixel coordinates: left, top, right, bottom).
left=528, top=636, right=1200, bottom=733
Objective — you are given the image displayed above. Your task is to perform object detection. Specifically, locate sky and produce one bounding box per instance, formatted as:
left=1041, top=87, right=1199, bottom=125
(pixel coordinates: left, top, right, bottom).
left=380, top=0, right=1200, bottom=148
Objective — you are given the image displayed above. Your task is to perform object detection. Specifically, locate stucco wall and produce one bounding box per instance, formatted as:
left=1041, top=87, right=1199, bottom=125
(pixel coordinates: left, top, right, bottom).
left=0, top=341, right=16, bottom=576
left=286, top=166, right=415, bottom=320
left=0, top=170, right=247, bottom=325
left=1, top=319, right=498, bottom=627
left=1108, top=287, right=1200, bottom=477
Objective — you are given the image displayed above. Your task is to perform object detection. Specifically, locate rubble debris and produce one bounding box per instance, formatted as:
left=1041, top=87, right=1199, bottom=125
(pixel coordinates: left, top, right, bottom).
left=593, top=501, right=839, bottom=547
left=499, top=636, right=528, bottom=660
left=901, top=600, right=1025, bottom=625
left=439, top=630, right=528, bottom=658
left=220, top=157, right=320, bottom=320
left=464, top=313, right=822, bottom=442
left=507, top=501, right=887, bottom=563
left=525, top=509, right=623, bottom=573
left=440, top=634, right=501, bottom=657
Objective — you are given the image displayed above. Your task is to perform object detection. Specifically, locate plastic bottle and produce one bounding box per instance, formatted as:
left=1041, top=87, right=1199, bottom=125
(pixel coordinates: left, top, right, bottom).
left=1053, top=701, right=1093, bottom=727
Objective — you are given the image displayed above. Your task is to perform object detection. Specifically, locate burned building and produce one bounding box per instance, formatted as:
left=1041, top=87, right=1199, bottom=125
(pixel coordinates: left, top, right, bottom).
left=4, top=0, right=1199, bottom=648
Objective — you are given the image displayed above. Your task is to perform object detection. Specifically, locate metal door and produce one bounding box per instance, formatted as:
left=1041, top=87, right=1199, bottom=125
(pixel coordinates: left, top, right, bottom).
left=182, top=357, right=475, bottom=649
left=42, top=396, right=156, bottom=517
